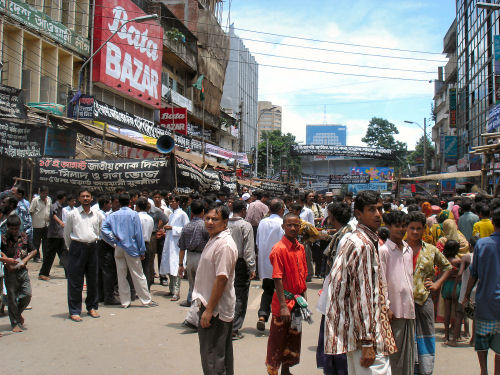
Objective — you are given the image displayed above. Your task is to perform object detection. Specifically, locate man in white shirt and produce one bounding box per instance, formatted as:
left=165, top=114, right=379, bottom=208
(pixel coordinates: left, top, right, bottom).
left=256, top=198, right=285, bottom=331
left=30, top=186, right=51, bottom=262
left=192, top=204, right=237, bottom=375
left=64, top=188, right=102, bottom=322
left=62, top=194, right=77, bottom=223
left=136, top=197, right=154, bottom=290
left=298, top=201, right=315, bottom=225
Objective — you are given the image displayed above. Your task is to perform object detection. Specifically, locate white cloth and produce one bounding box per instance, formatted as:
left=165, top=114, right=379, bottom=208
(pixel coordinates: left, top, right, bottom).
left=300, top=207, right=315, bottom=225
left=159, top=208, right=189, bottom=276
left=346, top=350, right=392, bottom=375
left=29, top=195, right=52, bottom=228
left=161, top=200, right=173, bottom=219
left=62, top=206, right=76, bottom=223
left=458, top=255, right=476, bottom=304
left=191, top=229, right=238, bottom=322
left=115, top=246, right=151, bottom=306
left=256, top=214, right=284, bottom=279
left=138, top=211, right=154, bottom=242
left=63, top=206, right=102, bottom=248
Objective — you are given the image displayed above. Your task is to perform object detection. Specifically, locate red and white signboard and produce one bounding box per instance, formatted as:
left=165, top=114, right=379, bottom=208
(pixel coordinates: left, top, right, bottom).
left=93, top=0, right=163, bottom=108
left=159, top=107, right=188, bottom=135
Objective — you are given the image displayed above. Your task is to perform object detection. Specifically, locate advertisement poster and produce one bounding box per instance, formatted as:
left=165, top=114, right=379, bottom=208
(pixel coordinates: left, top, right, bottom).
left=443, top=136, right=458, bottom=162
left=350, top=167, right=394, bottom=182
left=441, top=179, right=456, bottom=195
left=347, top=182, right=388, bottom=195
left=93, top=0, right=163, bottom=108
left=159, top=108, right=188, bottom=135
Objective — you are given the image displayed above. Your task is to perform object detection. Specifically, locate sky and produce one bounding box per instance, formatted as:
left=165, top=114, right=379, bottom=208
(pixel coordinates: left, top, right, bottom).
left=220, top=0, right=456, bottom=150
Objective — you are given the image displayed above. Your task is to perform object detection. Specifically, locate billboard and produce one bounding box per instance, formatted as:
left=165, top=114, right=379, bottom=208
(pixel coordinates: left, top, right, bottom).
left=93, top=0, right=163, bottom=108
left=350, top=167, right=394, bottom=182
left=306, top=125, right=347, bottom=145
left=347, top=182, right=388, bottom=195
left=441, top=179, right=456, bottom=195
left=290, top=145, right=396, bottom=160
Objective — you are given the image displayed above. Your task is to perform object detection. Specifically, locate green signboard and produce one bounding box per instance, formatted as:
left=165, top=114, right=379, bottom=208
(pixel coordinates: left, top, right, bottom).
left=0, top=0, right=90, bottom=56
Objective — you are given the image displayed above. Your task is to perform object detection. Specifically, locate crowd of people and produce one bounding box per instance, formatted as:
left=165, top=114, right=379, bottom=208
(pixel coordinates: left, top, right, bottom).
left=0, top=185, right=499, bottom=375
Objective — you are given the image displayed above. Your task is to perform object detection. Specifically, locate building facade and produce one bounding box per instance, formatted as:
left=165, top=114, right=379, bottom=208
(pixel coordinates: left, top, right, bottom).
left=257, top=101, right=281, bottom=141
left=456, top=0, right=498, bottom=158
left=433, top=19, right=458, bottom=173
left=306, top=124, right=347, bottom=145
left=221, top=23, right=258, bottom=154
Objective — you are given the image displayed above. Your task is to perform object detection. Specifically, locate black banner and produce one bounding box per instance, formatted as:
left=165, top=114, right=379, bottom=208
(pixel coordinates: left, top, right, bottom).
left=0, top=120, right=45, bottom=158
left=0, top=84, right=27, bottom=119
left=36, top=158, right=173, bottom=192
left=259, top=181, right=288, bottom=195
left=290, top=145, right=396, bottom=160
left=175, top=134, right=203, bottom=153
left=175, top=156, right=221, bottom=192
left=329, top=174, right=370, bottom=184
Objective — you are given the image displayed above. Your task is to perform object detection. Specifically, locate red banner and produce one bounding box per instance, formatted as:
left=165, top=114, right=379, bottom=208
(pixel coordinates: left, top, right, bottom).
left=93, top=0, right=163, bottom=108
left=159, top=107, right=188, bottom=135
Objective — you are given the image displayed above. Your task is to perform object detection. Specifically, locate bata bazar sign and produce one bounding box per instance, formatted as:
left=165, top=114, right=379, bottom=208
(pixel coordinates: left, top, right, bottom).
left=159, top=108, right=188, bottom=135
left=93, top=0, right=163, bottom=107
left=290, top=145, right=396, bottom=160
left=36, top=158, right=173, bottom=192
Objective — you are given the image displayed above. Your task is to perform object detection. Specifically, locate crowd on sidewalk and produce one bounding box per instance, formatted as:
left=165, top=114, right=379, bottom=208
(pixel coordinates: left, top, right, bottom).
left=0, top=184, right=499, bottom=375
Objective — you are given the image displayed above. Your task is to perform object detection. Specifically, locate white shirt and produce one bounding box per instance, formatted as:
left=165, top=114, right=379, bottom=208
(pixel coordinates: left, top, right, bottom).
left=256, top=214, right=284, bottom=279
left=62, top=206, right=76, bottom=223
left=192, top=229, right=238, bottom=322
left=29, top=195, right=52, bottom=228
left=63, top=206, right=103, bottom=248
left=300, top=207, right=315, bottom=225
left=138, top=211, right=154, bottom=242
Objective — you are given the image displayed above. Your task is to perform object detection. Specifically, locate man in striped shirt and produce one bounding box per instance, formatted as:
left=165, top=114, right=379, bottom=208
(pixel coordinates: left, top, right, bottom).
left=325, top=190, right=396, bottom=375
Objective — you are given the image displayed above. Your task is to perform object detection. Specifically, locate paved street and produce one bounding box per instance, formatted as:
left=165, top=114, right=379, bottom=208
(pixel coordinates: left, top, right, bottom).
left=1, top=263, right=493, bottom=375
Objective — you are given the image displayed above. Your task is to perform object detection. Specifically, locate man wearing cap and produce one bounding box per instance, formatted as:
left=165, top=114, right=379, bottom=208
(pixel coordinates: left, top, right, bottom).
left=242, top=193, right=251, bottom=208
left=323, top=192, right=334, bottom=218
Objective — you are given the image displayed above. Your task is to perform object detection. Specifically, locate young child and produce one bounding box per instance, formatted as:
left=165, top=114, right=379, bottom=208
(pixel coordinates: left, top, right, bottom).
left=1, top=215, right=37, bottom=332
left=441, top=239, right=461, bottom=344
left=472, top=204, right=494, bottom=239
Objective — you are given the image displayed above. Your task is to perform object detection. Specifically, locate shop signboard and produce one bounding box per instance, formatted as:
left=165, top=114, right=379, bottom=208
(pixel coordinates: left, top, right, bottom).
left=347, top=182, right=388, bottom=195
left=93, top=0, right=163, bottom=108
left=449, top=88, right=457, bottom=127
left=329, top=174, right=370, bottom=184
left=443, top=136, right=458, bottom=162
left=0, top=0, right=90, bottom=55
left=67, top=95, right=95, bottom=120
left=159, top=107, right=188, bottom=135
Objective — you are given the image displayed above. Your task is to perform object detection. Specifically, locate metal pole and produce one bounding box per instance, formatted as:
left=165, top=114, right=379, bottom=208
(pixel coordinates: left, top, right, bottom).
left=423, top=118, right=427, bottom=176
left=202, top=99, right=205, bottom=164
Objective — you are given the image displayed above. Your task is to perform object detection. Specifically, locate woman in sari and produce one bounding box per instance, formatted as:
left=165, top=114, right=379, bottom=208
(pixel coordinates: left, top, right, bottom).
left=436, top=219, right=470, bottom=257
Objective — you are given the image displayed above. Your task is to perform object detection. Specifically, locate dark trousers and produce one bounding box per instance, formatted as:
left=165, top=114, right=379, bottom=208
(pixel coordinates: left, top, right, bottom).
left=4, top=268, right=31, bottom=328
left=311, top=241, right=324, bottom=277
left=156, top=237, right=165, bottom=280
left=141, top=242, right=154, bottom=289
left=98, top=240, right=117, bottom=303
left=39, top=237, right=68, bottom=277
left=198, top=305, right=234, bottom=375
left=67, top=241, right=99, bottom=316
left=258, top=278, right=275, bottom=321
left=33, top=227, right=48, bottom=260
left=233, top=258, right=250, bottom=332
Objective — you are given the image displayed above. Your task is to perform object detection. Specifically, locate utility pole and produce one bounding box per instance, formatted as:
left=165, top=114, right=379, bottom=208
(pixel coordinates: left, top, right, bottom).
left=423, top=117, right=427, bottom=176
left=266, top=135, right=269, bottom=179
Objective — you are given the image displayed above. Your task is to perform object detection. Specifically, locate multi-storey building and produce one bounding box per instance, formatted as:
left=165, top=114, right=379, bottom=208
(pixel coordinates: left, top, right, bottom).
left=221, top=23, right=258, bottom=154
left=433, top=19, right=458, bottom=173
left=257, top=101, right=281, bottom=141
left=0, top=0, right=91, bottom=104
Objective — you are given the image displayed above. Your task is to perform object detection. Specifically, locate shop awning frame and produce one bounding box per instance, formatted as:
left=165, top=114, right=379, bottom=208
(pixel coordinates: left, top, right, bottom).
left=399, top=170, right=482, bottom=182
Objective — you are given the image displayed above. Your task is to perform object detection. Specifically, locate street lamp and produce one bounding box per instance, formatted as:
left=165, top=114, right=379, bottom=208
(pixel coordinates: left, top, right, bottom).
left=256, top=105, right=278, bottom=178
left=404, top=119, right=429, bottom=175
left=73, top=14, right=159, bottom=104
left=477, top=2, right=500, bottom=10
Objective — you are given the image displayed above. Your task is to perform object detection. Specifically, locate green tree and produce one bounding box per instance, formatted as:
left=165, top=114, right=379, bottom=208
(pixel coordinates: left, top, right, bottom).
left=362, top=117, right=408, bottom=175
left=407, top=135, right=435, bottom=171
left=257, top=130, right=301, bottom=180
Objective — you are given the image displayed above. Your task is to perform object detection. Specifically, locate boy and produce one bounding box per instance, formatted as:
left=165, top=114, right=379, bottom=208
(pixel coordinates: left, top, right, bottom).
left=266, top=213, right=309, bottom=375
left=1, top=215, right=37, bottom=332
left=472, top=204, right=494, bottom=239
left=379, top=210, right=415, bottom=375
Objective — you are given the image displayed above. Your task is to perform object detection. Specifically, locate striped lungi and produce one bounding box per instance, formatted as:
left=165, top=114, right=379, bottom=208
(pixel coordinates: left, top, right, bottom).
left=414, top=297, right=435, bottom=375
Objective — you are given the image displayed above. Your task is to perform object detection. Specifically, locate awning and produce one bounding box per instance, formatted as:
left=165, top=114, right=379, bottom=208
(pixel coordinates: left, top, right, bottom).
left=399, top=170, right=482, bottom=182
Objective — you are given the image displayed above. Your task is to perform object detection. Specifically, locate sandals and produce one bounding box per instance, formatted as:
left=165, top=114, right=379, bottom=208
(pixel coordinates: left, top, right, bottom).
left=70, top=315, right=83, bottom=322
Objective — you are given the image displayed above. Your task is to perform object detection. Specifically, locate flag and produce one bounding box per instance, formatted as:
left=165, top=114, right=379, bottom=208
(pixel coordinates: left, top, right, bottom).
left=193, top=75, right=205, bottom=101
